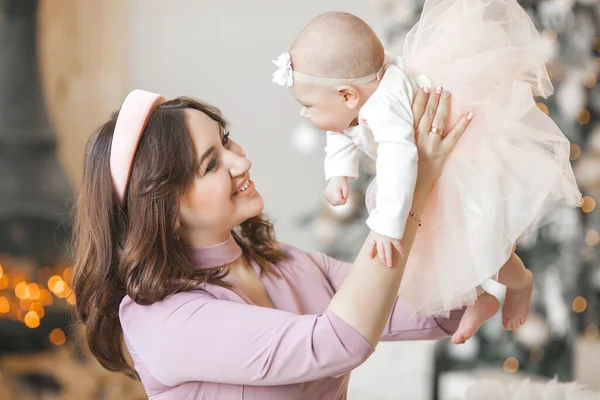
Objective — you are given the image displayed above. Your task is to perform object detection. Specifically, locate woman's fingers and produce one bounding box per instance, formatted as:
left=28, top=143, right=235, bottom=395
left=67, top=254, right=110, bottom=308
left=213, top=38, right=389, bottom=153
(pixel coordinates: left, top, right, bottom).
left=431, top=90, right=451, bottom=139
left=442, top=111, right=473, bottom=150
left=418, top=86, right=442, bottom=137
left=412, top=87, right=430, bottom=129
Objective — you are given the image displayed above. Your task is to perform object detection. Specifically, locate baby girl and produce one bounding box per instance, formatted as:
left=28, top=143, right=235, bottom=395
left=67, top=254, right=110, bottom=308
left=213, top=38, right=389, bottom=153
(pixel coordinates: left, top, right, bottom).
left=271, top=10, right=581, bottom=343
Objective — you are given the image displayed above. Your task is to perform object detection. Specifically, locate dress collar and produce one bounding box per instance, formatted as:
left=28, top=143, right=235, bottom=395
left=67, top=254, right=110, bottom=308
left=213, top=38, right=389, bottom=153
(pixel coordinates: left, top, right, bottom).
left=187, top=234, right=243, bottom=269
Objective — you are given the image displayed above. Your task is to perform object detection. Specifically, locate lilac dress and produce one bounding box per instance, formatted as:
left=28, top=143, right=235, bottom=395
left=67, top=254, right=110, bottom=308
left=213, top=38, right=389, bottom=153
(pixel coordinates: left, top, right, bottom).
left=119, top=235, right=463, bottom=399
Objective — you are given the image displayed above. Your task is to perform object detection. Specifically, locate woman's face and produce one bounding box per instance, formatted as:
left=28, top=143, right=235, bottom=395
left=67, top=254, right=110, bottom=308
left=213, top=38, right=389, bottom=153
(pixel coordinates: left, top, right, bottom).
left=178, top=109, right=263, bottom=246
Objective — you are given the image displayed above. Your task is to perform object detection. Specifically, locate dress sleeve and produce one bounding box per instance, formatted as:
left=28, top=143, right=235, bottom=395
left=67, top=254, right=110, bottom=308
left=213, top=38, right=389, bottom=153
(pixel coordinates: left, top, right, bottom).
left=306, top=252, right=464, bottom=341
left=119, top=291, right=373, bottom=387
left=362, top=72, right=418, bottom=240
left=324, top=131, right=359, bottom=180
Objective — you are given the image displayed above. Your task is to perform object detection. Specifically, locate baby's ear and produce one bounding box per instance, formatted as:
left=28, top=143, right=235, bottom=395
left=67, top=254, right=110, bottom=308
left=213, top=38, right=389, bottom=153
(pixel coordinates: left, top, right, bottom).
left=337, top=86, right=360, bottom=109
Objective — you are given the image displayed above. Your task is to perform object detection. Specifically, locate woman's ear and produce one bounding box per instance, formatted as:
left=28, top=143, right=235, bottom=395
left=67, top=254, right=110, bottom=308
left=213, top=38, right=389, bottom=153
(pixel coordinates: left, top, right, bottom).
left=337, top=86, right=360, bottom=109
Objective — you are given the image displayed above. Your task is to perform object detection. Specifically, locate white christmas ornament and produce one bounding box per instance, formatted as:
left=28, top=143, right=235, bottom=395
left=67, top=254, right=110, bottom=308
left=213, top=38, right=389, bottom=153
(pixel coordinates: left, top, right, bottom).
left=538, top=0, right=574, bottom=32
left=513, top=313, right=550, bottom=348
left=540, top=30, right=559, bottom=60
left=545, top=206, right=581, bottom=242
left=555, top=70, right=587, bottom=120
left=291, top=120, right=322, bottom=154
left=543, top=269, right=571, bottom=338
left=588, top=126, right=600, bottom=151
left=448, top=334, right=480, bottom=360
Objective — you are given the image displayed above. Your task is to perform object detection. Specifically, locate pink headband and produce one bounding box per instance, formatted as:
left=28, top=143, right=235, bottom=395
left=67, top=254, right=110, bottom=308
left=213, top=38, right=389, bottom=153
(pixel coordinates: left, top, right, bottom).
left=109, top=89, right=165, bottom=205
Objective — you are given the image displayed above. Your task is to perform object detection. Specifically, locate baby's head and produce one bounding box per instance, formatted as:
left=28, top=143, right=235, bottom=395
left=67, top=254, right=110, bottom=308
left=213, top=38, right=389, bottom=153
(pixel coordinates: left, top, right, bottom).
left=273, top=12, right=385, bottom=132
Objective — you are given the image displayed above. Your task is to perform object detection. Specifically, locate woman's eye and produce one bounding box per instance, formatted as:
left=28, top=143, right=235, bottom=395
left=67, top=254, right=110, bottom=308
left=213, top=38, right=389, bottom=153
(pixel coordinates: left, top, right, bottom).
left=222, top=132, right=230, bottom=146
left=206, top=159, right=217, bottom=173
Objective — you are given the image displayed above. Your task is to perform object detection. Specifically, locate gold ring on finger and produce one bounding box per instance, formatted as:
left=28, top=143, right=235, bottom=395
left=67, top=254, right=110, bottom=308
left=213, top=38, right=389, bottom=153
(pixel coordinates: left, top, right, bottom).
left=429, top=127, right=443, bottom=136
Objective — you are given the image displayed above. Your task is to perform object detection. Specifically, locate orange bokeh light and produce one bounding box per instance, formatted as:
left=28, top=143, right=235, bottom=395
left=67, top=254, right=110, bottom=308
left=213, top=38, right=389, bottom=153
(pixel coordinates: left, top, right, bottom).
left=19, top=298, right=34, bottom=311
left=62, top=267, right=73, bottom=284
left=66, top=292, right=76, bottom=306
left=0, top=297, right=9, bottom=313
left=14, top=281, right=29, bottom=299
left=0, top=274, right=8, bottom=290
left=24, top=311, right=40, bottom=329
left=50, top=328, right=67, bottom=345
left=48, top=275, right=63, bottom=292
left=503, top=357, right=519, bottom=373
left=29, top=301, right=45, bottom=319
left=39, top=289, right=53, bottom=306
left=53, top=281, right=68, bottom=298
left=27, top=283, right=40, bottom=300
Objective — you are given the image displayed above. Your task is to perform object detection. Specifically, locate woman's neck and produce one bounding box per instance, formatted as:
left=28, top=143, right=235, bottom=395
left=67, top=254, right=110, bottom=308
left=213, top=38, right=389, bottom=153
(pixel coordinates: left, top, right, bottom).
left=186, top=234, right=243, bottom=269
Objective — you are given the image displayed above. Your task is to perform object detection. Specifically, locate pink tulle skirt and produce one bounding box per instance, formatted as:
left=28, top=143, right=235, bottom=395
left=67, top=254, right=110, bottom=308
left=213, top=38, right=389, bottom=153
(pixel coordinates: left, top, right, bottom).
left=367, top=0, right=582, bottom=317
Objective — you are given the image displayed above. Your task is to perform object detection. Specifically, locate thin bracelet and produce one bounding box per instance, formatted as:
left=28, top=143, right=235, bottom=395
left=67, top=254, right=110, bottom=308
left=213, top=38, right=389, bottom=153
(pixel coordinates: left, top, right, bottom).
left=409, top=211, right=422, bottom=226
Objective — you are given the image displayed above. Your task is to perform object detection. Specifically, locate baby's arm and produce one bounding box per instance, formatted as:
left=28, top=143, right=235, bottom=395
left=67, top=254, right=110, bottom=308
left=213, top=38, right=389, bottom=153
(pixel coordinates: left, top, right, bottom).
left=363, top=71, right=417, bottom=265
left=324, top=131, right=359, bottom=206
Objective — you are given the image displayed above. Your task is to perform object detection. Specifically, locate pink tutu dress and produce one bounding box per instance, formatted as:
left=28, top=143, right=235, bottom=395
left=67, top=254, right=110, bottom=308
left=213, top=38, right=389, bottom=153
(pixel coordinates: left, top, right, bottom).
left=369, top=0, right=582, bottom=317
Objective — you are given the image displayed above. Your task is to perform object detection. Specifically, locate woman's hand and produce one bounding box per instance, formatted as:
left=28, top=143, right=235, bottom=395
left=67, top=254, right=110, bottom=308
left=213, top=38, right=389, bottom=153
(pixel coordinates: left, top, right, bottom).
left=329, top=86, right=473, bottom=347
left=412, top=86, right=473, bottom=190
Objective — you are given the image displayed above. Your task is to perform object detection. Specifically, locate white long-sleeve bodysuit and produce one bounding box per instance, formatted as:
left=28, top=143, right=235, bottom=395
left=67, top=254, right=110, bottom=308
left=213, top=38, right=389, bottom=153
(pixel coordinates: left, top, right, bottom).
left=324, top=57, right=426, bottom=239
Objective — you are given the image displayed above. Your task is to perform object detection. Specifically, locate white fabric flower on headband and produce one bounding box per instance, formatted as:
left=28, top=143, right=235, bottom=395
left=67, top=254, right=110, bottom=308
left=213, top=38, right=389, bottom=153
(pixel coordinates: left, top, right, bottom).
left=272, top=52, right=293, bottom=88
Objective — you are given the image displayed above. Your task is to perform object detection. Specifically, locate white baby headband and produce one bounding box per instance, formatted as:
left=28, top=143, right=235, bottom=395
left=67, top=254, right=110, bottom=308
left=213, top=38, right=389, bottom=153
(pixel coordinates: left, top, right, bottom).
left=271, top=52, right=387, bottom=88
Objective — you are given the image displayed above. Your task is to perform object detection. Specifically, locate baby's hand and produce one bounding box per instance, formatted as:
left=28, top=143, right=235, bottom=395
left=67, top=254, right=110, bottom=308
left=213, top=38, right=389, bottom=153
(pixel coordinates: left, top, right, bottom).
left=367, top=231, right=405, bottom=268
left=324, top=176, right=349, bottom=206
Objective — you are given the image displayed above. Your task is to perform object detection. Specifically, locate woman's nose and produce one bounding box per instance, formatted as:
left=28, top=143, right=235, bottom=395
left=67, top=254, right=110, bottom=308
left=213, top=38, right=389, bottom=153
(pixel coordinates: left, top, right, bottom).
left=228, top=152, right=252, bottom=177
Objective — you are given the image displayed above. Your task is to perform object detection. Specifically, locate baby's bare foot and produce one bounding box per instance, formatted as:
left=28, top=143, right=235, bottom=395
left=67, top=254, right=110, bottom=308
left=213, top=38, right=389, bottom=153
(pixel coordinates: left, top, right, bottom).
left=452, top=293, right=499, bottom=344
left=502, top=269, right=534, bottom=330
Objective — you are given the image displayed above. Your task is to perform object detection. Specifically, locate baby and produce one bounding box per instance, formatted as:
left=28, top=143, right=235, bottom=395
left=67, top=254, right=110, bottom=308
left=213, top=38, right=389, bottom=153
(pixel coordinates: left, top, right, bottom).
left=272, top=12, right=426, bottom=268
left=271, top=11, right=550, bottom=344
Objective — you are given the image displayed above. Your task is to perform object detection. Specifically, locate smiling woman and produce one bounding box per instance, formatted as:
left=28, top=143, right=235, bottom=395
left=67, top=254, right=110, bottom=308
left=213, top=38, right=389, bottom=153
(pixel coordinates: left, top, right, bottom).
left=178, top=108, right=264, bottom=247
left=71, top=88, right=471, bottom=399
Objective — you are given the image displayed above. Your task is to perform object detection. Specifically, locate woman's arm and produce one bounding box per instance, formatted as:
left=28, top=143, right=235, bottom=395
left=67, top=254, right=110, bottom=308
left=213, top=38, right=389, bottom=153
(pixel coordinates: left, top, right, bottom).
left=120, top=292, right=372, bottom=387
left=307, top=251, right=464, bottom=341
left=327, top=87, right=471, bottom=346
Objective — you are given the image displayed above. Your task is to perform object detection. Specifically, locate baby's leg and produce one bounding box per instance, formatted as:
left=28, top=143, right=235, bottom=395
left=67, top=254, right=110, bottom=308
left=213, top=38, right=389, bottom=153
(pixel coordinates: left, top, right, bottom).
left=451, top=292, right=499, bottom=344
left=498, top=252, right=534, bottom=330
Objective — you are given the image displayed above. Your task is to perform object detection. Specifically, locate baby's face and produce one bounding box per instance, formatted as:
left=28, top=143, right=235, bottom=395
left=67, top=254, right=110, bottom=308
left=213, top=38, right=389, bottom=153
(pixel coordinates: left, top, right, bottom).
left=289, top=83, right=357, bottom=132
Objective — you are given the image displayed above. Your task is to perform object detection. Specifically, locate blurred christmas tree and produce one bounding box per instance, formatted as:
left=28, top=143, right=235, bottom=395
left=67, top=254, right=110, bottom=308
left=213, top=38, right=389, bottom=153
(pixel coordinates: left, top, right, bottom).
left=293, top=0, right=600, bottom=395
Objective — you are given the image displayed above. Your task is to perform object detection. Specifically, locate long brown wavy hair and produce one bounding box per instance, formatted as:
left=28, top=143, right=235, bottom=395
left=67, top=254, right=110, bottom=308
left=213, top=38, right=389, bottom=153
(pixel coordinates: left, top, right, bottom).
left=71, top=97, right=288, bottom=378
